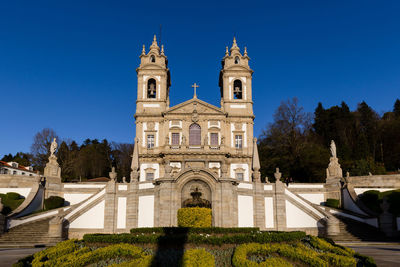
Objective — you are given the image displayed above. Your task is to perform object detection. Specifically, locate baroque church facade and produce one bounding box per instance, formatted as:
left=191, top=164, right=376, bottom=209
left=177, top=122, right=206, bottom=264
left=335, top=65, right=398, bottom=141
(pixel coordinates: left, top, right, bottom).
left=2, top=36, right=398, bottom=241
left=130, top=36, right=262, bottom=228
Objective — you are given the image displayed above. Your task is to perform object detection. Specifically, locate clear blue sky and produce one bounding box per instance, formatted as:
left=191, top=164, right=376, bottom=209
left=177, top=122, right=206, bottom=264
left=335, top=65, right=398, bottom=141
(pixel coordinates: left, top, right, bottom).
left=1, top=0, right=400, bottom=157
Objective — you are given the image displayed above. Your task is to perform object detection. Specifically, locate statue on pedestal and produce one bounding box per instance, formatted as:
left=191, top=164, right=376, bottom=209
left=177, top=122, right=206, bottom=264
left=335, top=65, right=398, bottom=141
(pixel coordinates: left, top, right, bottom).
left=326, top=140, right=342, bottom=179
left=44, top=138, right=61, bottom=178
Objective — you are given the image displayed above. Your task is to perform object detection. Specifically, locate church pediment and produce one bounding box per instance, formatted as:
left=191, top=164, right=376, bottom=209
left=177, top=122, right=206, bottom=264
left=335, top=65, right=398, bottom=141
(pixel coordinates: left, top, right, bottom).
left=165, top=98, right=225, bottom=116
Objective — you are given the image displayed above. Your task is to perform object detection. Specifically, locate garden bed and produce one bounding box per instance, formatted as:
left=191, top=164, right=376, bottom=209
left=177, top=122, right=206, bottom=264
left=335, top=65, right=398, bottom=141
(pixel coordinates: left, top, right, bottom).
left=14, top=228, right=376, bottom=267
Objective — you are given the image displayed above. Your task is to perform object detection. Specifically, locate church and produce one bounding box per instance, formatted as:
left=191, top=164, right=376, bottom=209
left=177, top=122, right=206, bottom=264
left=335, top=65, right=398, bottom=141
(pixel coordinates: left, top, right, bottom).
left=129, top=36, right=262, bottom=228
left=1, top=36, right=397, bottom=241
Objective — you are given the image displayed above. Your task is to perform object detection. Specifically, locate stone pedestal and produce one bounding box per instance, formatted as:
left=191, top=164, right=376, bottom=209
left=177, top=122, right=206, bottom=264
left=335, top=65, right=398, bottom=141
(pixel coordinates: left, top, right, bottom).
left=379, top=198, right=396, bottom=237
left=325, top=215, right=340, bottom=236
left=48, top=215, right=63, bottom=239
left=43, top=155, right=62, bottom=198
left=325, top=157, right=343, bottom=203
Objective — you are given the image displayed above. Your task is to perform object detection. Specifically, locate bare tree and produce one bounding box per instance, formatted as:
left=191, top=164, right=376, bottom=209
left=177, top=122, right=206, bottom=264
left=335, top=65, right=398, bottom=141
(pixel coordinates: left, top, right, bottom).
left=30, top=128, right=59, bottom=170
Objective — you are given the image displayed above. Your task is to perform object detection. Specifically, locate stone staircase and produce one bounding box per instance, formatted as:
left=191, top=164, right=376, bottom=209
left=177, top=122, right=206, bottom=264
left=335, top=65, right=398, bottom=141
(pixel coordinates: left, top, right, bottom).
left=329, top=215, right=387, bottom=242
left=0, top=217, right=63, bottom=247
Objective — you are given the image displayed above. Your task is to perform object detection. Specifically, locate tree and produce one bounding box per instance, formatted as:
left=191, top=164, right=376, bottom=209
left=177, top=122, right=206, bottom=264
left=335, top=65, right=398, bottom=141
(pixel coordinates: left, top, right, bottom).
left=112, top=142, right=134, bottom=181
left=394, top=99, right=400, bottom=118
left=30, top=128, right=59, bottom=171
left=258, top=98, right=324, bottom=182
left=1, top=152, right=33, bottom=167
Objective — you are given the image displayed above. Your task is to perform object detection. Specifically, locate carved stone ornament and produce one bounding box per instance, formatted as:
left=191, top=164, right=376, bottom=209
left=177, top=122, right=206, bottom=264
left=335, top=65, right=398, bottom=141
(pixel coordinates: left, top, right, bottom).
left=192, top=110, right=199, bottom=122
left=234, top=123, right=242, bottom=131
left=147, top=122, right=155, bottom=131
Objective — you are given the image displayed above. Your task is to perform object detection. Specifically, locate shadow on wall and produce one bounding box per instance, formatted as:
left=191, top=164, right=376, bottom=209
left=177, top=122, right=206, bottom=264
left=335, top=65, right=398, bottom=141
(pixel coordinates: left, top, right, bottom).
left=150, top=227, right=189, bottom=266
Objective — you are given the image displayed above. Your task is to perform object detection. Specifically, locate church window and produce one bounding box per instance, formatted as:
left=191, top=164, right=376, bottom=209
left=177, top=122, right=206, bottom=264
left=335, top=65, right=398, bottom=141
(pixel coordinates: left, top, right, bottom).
left=147, top=134, right=155, bottom=149
left=235, top=56, right=240, bottom=64
left=235, top=135, right=243, bottom=149
left=172, top=133, right=180, bottom=145
left=236, top=172, right=244, bottom=181
left=189, top=123, right=201, bottom=146
left=210, top=133, right=218, bottom=146
left=146, top=172, right=154, bottom=181
left=147, top=79, right=157, bottom=98
left=150, top=55, right=156, bottom=63
left=233, top=80, right=242, bottom=99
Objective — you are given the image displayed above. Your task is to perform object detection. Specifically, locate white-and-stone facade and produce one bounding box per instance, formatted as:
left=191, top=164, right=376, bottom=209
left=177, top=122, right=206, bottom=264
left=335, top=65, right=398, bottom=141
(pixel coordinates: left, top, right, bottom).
left=1, top=37, right=400, bottom=239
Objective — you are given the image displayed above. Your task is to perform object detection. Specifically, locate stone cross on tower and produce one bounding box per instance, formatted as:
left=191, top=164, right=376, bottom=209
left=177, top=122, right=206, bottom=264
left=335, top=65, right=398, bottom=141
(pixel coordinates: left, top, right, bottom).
left=192, top=83, right=199, bottom=98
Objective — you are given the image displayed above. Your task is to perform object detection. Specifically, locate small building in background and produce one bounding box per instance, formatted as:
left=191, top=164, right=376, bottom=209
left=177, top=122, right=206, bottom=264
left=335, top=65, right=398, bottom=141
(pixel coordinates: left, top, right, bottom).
left=0, top=161, right=38, bottom=176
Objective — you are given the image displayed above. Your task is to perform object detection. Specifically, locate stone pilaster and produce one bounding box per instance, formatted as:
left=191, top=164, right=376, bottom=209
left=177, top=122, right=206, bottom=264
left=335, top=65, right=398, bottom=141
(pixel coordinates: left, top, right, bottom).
left=219, top=180, right=236, bottom=227
left=48, top=213, right=63, bottom=239
left=274, top=179, right=286, bottom=231
left=104, top=169, right=117, bottom=233
left=253, top=181, right=265, bottom=229
left=156, top=181, right=175, bottom=227
left=126, top=181, right=139, bottom=229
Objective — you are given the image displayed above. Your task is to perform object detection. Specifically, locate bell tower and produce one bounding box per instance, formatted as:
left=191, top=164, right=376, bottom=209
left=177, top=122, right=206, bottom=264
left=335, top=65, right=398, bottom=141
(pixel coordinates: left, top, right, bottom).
left=135, top=35, right=171, bottom=116
left=219, top=38, right=254, bottom=116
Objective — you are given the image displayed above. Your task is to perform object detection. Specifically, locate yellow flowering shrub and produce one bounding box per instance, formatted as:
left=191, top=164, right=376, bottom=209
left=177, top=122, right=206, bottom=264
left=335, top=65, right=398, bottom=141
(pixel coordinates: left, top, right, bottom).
left=177, top=207, right=212, bottom=227
left=181, top=248, right=215, bottom=267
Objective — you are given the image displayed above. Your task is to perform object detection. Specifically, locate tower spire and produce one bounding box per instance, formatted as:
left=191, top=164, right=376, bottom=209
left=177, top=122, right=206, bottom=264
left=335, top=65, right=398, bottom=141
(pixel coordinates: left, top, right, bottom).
left=149, top=34, right=160, bottom=53
left=230, top=37, right=240, bottom=52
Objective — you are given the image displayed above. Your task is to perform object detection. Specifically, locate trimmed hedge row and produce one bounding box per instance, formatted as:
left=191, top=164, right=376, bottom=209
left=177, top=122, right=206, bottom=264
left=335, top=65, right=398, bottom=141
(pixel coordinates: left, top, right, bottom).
left=325, top=198, right=340, bottom=209
left=83, top=231, right=307, bottom=246
left=359, top=189, right=400, bottom=215
left=44, top=196, right=65, bottom=210
left=232, top=242, right=358, bottom=267
left=130, top=227, right=260, bottom=234
left=0, top=192, right=25, bottom=215
left=178, top=207, right=212, bottom=227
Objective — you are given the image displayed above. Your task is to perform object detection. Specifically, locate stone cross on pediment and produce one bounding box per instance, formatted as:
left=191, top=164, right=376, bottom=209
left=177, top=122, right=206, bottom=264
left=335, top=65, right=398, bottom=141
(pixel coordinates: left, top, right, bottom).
left=192, top=83, right=199, bottom=98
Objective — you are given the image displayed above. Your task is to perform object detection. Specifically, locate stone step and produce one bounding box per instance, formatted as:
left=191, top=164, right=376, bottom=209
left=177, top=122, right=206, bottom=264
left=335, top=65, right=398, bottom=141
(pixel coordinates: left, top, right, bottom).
left=0, top=216, right=63, bottom=246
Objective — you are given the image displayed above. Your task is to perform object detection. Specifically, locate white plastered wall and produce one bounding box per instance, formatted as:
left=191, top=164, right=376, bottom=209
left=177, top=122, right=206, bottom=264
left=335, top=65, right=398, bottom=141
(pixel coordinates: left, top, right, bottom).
left=238, top=195, right=254, bottom=227
left=0, top=188, right=31, bottom=198
left=138, top=195, right=154, bottom=228
left=117, top=197, right=127, bottom=229
left=285, top=200, right=318, bottom=228
left=264, top=197, right=274, bottom=228
left=230, top=163, right=249, bottom=181
left=64, top=193, right=93, bottom=205
left=139, top=163, right=160, bottom=182
left=298, top=193, right=324, bottom=205
left=69, top=200, right=105, bottom=229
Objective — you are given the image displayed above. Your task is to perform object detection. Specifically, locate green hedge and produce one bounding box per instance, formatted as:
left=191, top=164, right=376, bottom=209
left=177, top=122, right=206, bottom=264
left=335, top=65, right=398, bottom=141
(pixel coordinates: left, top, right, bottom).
left=0, top=192, right=25, bottom=215
left=83, top=231, right=307, bottom=246
left=359, top=190, right=382, bottom=213
left=359, top=189, right=400, bottom=215
left=130, top=227, right=259, bottom=235
left=44, top=196, right=65, bottom=210
left=178, top=207, right=212, bottom=227
left=325, top=198, right=340, bottom=209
